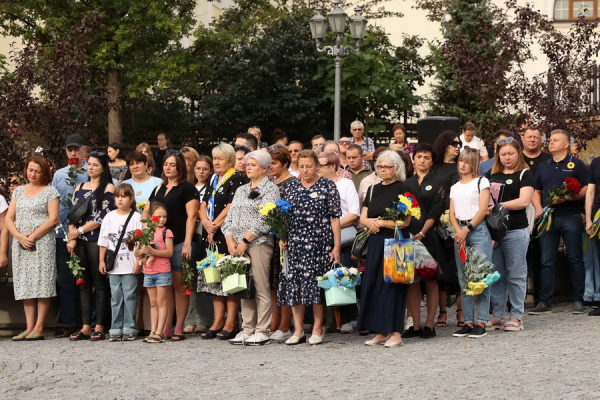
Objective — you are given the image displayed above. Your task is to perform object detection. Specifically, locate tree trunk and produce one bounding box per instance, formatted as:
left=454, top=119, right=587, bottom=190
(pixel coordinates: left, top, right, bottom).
left=108, top=69, right=122, bottom=144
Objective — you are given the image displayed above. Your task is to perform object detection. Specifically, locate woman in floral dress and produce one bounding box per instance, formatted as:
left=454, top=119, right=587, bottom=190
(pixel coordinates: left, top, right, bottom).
left=280, top=150, right=341, bottom=346
left=6, top=156, right=60, bottom=341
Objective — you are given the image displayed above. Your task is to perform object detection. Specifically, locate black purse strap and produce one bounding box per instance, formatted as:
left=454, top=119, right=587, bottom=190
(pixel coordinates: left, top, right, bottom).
left=115, top=210, right=135, bottom=252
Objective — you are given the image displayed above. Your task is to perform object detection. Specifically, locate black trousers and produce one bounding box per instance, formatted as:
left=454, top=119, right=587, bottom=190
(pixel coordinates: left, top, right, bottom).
left=76, top=240, right=109, bottom=327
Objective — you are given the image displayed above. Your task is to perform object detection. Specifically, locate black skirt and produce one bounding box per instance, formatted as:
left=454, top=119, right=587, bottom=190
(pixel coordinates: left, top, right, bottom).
left=356, top=233, right=408, bottom=334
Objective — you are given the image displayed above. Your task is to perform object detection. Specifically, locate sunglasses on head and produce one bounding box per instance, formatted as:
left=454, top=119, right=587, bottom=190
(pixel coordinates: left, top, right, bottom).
left=180, top=147, right=191, bottom=153
left=90, top=151, right=106, bottom=158
left=463, top=146, right=479, bottom=153
left=234, top=145, right=250, bottom=154
left=450, top=141, right=463, bottom=148
left=496, top=137, right=515, bottom=146
left=165, top=149, right=181, bottom=156
left=268, top=144, right=285, bottom=154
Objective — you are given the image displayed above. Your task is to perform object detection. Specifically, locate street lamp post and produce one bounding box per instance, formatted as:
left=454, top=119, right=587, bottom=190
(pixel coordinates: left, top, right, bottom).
left=310, top=0, right=368, bottom=141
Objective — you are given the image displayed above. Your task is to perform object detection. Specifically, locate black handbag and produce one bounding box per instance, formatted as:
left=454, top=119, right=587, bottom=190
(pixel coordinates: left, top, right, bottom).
left=351, top=186, right=375, bottom=260
left=479, top=176, right=510, bottom=242
left=105, top=210, right=135, bottom=272
left=67, top=186, right=91, bottom=225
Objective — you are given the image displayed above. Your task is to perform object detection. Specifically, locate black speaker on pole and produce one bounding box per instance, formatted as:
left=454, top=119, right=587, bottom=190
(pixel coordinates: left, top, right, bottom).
left=417, top=116, right=460, bottom=145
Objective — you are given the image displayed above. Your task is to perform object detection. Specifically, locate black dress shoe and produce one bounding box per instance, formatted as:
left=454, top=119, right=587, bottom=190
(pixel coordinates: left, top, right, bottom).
left=401, top=326, right=422, bottom=338
left=589, top=308, right=600, bottom=316
left=420, top=326, right=436, bottom=339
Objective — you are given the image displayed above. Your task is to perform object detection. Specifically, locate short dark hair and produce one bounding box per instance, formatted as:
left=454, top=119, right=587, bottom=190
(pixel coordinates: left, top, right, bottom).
left=396, top=151, right=414, bottom=179
left=392, top=124, right=406, bottom=134
left=288, top=141, right=304, bottom=149
left=312, top=134, right=325, bottom=142
left=125, top=151, right=148, bottom=165
left=413, top=143, right=436, bottom=160
left=494, top=129, right=512, bottom=140
left=236, top=133, right=258, bottom=151
left=373, top=146, right=388, bottom=162
left=346, top=144, right=363, bottom=154
left=269, top=145, right=292, bottom=169
left=24, top=155, right=52, bottom=186
left=273, top=128, right=288, bottom=142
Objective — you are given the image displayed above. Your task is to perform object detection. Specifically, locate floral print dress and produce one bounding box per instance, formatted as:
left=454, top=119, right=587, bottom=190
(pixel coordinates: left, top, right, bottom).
left=278, top=178, right=341, bottom=306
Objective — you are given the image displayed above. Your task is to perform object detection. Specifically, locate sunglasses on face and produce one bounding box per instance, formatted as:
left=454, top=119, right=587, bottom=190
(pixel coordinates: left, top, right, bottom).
left=352, top=128, right=363, bottom=131
left=450, top=141, right=463, bottom=148
left=496, top=137, right=515, bottom=146
left=9, top=180, right=19, bottom=185
left=338, top=141, right=351, bottom=145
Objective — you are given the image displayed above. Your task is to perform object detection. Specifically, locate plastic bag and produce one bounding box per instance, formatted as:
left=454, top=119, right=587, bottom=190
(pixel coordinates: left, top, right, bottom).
left=413, top=240, right=440, bottom=280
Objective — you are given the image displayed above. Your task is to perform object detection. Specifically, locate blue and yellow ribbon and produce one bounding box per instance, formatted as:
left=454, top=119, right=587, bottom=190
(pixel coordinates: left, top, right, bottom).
left=534, top=206, right=553, bottom=238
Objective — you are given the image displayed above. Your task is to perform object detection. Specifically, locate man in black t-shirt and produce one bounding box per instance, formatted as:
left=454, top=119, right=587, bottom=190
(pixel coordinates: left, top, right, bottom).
left=522, top=127, right=551, bottom=177
left=529, top=130, right=588, bottom=315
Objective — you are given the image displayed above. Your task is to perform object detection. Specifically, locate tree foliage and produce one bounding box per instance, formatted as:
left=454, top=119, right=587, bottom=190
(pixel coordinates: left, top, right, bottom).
left=0, top=13, right=109, bottom=176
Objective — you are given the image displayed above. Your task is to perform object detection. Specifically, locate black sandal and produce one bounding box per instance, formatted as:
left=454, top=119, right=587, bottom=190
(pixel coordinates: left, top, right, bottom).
left=217, top=329, right=238, bottom=340
left=69, top=330, right=91, bottom=341
left=201, top=326, right=224, bottom=340
left=456, top=309, right=465, bottom=327
left=90, top=331, right=106, bottom=341
left=171, top=334, right=186, bottom=341
left=435, top=311, right=447, bottom=327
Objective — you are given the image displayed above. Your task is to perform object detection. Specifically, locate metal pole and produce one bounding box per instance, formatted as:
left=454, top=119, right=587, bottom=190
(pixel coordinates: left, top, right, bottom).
left=334, top=55, right=342, bottom=141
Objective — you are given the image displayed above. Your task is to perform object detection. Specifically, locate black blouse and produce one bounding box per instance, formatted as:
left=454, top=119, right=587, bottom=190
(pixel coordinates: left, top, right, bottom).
left=201, top=172, right=247, bottom=219
left=149, top=182, right=200, bottom=245
left=405, top=171, right=447, bottom=234
left=363, top=180, right=409, bottom=237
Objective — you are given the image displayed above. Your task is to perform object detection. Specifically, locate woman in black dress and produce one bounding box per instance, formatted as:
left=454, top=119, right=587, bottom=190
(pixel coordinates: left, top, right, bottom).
left=198, top=143, right=246, bottom=340
left=404, top=143, right=448, bottom=339
left=358, top=150, right=411, bottom=348
left=432, top=131, right=464, bottom=327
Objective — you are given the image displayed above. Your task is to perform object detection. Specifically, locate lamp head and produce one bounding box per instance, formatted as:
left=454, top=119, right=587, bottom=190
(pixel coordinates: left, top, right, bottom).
left=349, top=6, right=368, bottom=41
left=309, top=6, right=328, bottom=40
left=327, top=0, right=347, bottom=35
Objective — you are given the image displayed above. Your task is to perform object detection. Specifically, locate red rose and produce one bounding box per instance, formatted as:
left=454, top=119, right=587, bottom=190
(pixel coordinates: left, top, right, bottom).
left=135, top=229, right=143, bottom=237
left=565, top=177, right=581, bottom=195
left=404, top=192, right=419, bottom=208
left=76, top=279, right=85, bottom=286
left=152, top=216, right=160, bottom=223
left=68, top=158, right=79, bottom=165
left=184, top=290, right=191, bottom=296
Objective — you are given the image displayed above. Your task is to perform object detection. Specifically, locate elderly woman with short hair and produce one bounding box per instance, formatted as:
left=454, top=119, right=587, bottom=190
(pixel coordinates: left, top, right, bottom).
left=280, top=150, right=342, bottom=345
left=199, top=143, right=247, bottom=340
left=358, top=150, right=411, bottom=348
left=222, top=151, right=280, bottom=345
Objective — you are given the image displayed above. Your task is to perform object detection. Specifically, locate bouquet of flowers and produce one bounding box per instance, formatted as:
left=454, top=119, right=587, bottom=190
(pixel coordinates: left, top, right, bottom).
left=316, top=265, right=361, bottom=306
left=217, top=255, right=251, bottom=294
left=196, top=253, right=224, bottom=271
left=536, top=177, right=582, bottom=237
left=260, top=200, right=292, bottom=277
left=413, top=240, right=439, bottom=280
left=136, top=201, right=148, bottom=213
left=355, top=192, right=421, bottom=244
left=462, top=247, right=500, bottom=296
left=126, top=215, right=160, bottom=266
left=181, top=260, right=194, bottom=295
left=196, top=244, right=224, bottom=283
left=439, top=210, right=456, bottom=237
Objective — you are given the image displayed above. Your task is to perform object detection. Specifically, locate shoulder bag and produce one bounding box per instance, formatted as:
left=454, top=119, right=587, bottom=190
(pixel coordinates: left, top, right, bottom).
left=480, top=176, right=510, bottom=242
left=351, top=186, right=374, bottom=260
left=67, top=184, right=91, bottom=225
left=105, top=210, right=135, bottom=272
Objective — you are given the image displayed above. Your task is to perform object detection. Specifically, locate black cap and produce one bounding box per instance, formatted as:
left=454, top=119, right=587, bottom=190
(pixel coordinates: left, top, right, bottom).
left=65, top=134, right=85, bottom=148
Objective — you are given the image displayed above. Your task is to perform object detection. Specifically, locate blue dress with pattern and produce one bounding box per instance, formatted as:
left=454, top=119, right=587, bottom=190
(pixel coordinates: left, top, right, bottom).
left=278, top=178, right=341, bottom=306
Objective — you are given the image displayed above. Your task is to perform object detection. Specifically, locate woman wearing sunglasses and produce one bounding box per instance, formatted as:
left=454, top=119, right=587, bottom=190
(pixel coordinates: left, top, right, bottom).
left=486, top=134, right=534, bottom=331
left=67, top=152, right=115, bottom=341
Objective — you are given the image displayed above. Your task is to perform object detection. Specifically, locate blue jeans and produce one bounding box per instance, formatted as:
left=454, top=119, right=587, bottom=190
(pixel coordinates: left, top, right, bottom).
left=109, top=274, right=139, bottom=336
left=454, top=223, right=493, bottom=324
left=539, top=214, right=585, bottom=305
left=491, top=228, right=530, bottom=319
left=586, top=235, right=600, bottom=302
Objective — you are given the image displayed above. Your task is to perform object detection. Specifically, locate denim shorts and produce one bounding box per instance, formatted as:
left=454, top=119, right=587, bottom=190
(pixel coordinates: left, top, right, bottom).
left=170, top=242, right=185, bottom=272
left=144, top=272, right=172, bottom=288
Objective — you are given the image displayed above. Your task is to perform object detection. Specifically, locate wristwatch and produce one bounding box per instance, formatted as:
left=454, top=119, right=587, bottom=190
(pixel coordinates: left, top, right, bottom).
left=242, top=238, right=251, bottom=245
left=78, top=227, right=85, bottom=235
left=467, top=223, right=474, bottom=231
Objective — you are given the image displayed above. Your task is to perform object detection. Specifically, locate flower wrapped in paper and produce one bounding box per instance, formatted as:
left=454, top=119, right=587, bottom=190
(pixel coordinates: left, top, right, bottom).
left=413, top=240, right=440, bottom=280
left=196, top=244, right=224, bottom=283
left=462, top=247, right=500, bottom=296
left=316, top=266, right=361, bottom=306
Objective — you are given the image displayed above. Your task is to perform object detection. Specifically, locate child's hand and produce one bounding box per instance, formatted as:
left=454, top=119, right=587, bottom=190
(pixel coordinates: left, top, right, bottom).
left=141, top=245, right=153, bottom=255
left=99, top=262, right=106, bottom=275
left=133, top=263, right=141, bottom=275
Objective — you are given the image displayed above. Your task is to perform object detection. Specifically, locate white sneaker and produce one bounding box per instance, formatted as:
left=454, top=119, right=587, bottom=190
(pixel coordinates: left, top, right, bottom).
left=404, top=316, right=414, bottom=331
left=340, top=320, right=357, bottom=334
left=270, top=330, right=292, bottom=341
left=247, top=332, right=271, bottom=346
left=229, top=331, right=251, bottom=345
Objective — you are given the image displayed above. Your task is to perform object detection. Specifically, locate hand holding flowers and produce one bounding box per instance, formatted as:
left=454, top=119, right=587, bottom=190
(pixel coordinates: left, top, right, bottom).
left=126, top=215, right=160, bottom=266
left=536, top=177, right=582, bottom=237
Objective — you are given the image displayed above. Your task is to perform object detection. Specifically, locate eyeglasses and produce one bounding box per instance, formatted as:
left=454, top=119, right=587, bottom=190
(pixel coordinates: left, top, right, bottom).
left=338, top=141, right=351, bottom=145
left=351, top=128, right=363, bottom=131
left=289, top=149, right=301, bottom=153
left=377, top=165, right=394, bottom=170
left=450, top=141, right=463, bottom=148
left=496, top=137, right=515, bottom=146
left=165, top=149, right=181, bottom=156
left=90, top=151, right=106, bottom=157
left=234, top=145, right=250, bottom=154
left=463, top=146, right=479, bottom=153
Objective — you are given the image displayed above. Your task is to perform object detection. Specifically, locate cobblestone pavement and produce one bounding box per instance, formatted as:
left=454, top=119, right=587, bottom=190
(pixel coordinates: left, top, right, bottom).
left=0, top=303, right=599, bottom=399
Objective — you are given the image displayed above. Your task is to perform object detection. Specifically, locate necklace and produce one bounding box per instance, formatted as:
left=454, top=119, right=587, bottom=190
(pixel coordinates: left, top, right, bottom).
left=275, top=172, right=292, bottom=185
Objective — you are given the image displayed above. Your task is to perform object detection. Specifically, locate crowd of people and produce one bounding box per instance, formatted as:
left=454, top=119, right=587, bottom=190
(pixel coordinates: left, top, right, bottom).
left=0, top=120, right=598, bottom=347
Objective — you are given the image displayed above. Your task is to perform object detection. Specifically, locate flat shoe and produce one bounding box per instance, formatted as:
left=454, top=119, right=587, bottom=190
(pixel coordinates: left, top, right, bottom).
left=183, top=325, right=196, bottom=334
left=25, top=331, right=44, bottom=341
left=384, top=338, right=404, bottom=348
left=365, top=336, right=389, bottom=346
left=12, top=331, right=31, bottom=341
left=217, top=329, right=238, bottom=340
left=89, top=331, right=105, bottom=341
left=54, top=328, right=76, bottom=338
left=308, top=332, right=324, bottom=345
left=503, top=320, right=524, bottom=331
left=285, top=333, right=306, bottom=345
left=201, top=326, right=224, bottom=340
left=69, top=330, right=91, bottom=341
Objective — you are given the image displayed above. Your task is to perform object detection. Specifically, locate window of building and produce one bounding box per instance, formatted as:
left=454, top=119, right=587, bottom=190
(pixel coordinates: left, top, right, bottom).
left=554, top=0, right=597, bottom=20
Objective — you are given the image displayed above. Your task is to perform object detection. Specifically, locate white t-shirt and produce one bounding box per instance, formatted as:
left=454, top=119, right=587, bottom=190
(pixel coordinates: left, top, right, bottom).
left=334, top=178, right=360, bottom=219
left=98, top=210, right=143, bottom=275
left=450, top=177, right=490, bottom=220
left=0, top=195, right=7, bottom=214
left=288, top=167, right=300, bottom=178
left=460, top=134, right=488, bottom=157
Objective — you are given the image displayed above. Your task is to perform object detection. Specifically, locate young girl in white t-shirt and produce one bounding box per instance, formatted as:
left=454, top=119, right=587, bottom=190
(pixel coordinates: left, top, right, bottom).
left=98, top=183, right=143, bottom=341
left=449, top=148, right=493, bottom=339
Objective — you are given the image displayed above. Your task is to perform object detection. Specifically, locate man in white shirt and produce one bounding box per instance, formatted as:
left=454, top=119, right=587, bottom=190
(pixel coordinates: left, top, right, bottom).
left=460, top=122, right=489, bottom=162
